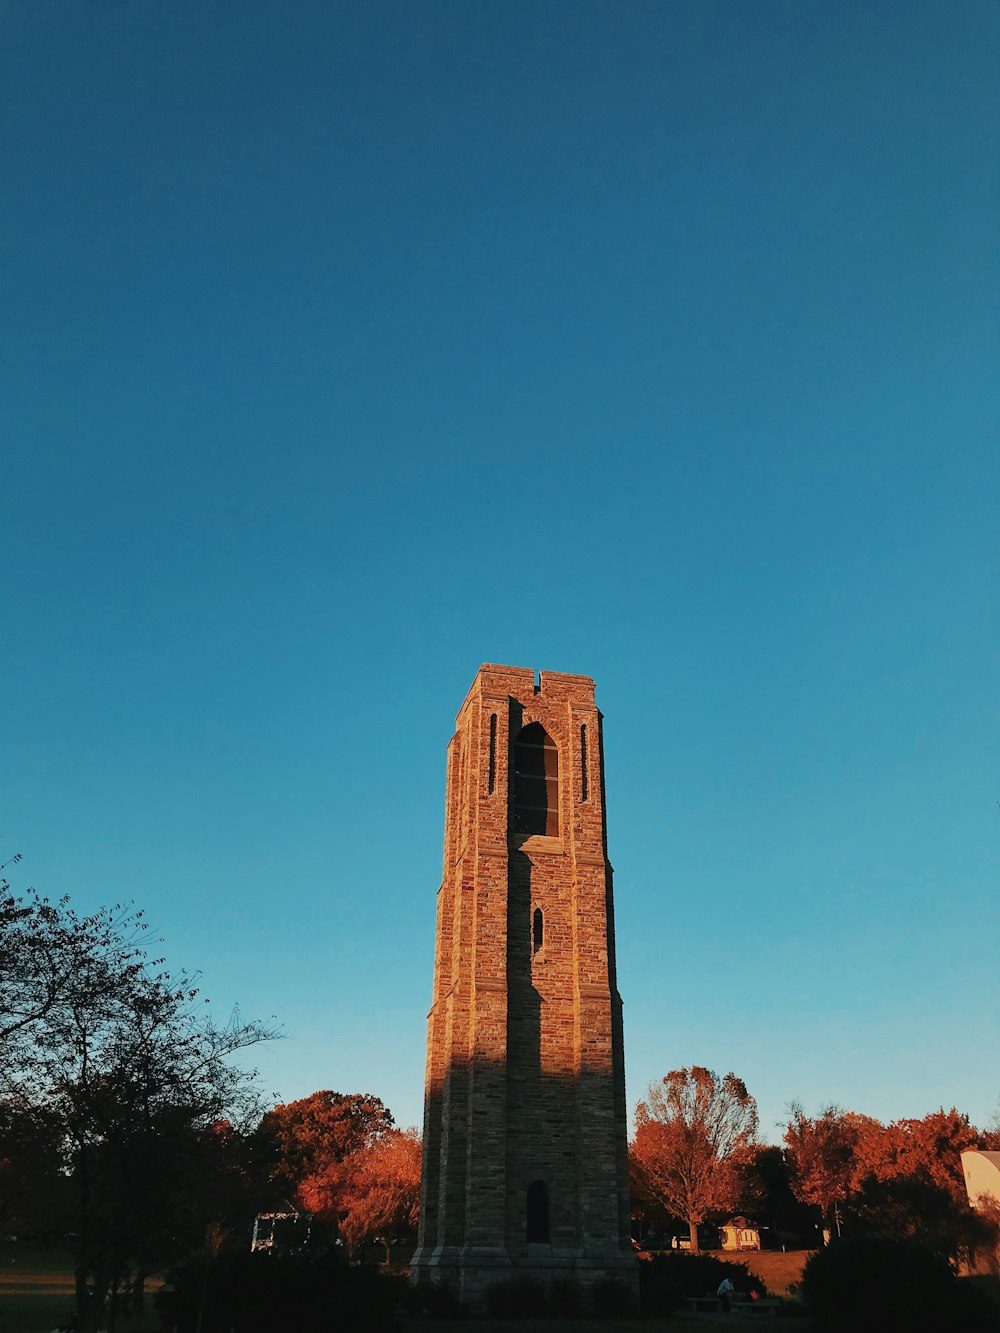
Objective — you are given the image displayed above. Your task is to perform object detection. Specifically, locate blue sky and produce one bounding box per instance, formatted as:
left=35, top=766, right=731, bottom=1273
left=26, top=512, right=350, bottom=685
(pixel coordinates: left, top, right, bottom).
left=3, top=1, right=997, bottom=1144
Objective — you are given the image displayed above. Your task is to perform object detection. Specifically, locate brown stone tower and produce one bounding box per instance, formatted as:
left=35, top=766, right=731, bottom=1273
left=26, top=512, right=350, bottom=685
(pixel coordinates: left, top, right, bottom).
left=410, top=665, right=637, bottom=1306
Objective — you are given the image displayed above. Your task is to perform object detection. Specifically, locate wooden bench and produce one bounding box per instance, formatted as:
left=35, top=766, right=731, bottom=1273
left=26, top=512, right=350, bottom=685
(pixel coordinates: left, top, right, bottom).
left=681, top=1293, right=783, bottom=1317
left=682, top=1294, right=723, bottom=1313
left=733, top=1296, right=783, bottom=1318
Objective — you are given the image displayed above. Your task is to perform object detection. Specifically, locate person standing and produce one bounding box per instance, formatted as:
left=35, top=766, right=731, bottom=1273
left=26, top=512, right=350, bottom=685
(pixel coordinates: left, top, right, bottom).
left=717, top=1277, right=734, bottom=1313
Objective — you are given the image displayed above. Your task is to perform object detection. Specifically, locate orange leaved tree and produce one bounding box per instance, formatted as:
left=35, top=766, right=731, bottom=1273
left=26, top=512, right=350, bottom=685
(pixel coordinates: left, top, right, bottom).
left=783, top=1103, right=881, bottom=1240
left=258, top=1090, right=394, bottom=1221
left=786, top=1104, right=993, bottom=1253
left=631, top=1066, right=758, bottom=1252
left=869, top=1108, right=980, bottom=1201
left=338, top=1127, right=422, bottom=1261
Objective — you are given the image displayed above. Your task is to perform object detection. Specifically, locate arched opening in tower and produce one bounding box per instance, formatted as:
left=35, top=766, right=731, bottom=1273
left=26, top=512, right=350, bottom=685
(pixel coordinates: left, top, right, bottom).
left=511, top=722, right=559, bottom=837
left=526, top=1179, right=550, bottom=1243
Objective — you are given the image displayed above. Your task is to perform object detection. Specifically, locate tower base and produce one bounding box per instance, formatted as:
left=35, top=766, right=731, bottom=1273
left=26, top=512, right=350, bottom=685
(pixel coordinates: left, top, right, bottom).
left=410, top=1245, right=639, bottom=1315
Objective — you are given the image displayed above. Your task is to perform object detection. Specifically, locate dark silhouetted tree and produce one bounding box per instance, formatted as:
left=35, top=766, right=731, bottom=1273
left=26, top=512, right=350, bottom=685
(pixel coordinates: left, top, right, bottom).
left=0, top=1098, right=68, bottom=1236
left=0, top=884, right=276, bottom=1333
left=845, top=1171, right=997, bottom=1265
left=737, top=1144, right=816, bottom=1247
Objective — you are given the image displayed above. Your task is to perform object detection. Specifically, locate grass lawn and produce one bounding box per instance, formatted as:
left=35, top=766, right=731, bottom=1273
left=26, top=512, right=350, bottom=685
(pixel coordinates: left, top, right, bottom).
left=2, top=1243, right=814, bottom=1332
left=0, top=1246, right=157, bottom=1333
left=6, top=1244, right=996, bottom=1333
left=408, top=1320, right=812, bottom=1332
left=0, top=1246, right=815, bottom=1332
left=634, top=1248, right=811, bottom=1300
left=713, top=1249, right=811, bottom=1298
left=1, top=1268, right=79, bottom=1333
left=0, top=1280, right=155, bottom=1333
left=1, top=1246, right=73, bottom=1333
left=0, top=1245, right=819, bottom=1333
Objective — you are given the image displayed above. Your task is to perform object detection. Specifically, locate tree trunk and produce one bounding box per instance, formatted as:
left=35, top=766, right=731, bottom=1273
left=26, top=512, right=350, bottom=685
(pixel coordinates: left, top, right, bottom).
left=75, top=1260, right=89, bottom=1317
left=130, top=1271, right=146, bottom=1314
left=78, top=1269, right=111, bottom=1333
left=194, top=1257, right=211, bottom=1333
left=107, top=1275, right=120, bottom=1333
left=688, top=1219, right=699, bottom=1252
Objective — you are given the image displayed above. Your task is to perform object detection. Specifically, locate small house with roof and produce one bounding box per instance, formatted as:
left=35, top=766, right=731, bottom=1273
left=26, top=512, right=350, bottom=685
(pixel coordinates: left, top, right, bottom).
left=719, top=1216, right=760, bottom=1251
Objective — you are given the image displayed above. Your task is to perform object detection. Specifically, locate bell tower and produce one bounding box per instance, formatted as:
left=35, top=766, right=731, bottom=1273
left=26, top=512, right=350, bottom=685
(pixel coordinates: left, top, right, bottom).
left=410, top=665, right=637, bottom=1307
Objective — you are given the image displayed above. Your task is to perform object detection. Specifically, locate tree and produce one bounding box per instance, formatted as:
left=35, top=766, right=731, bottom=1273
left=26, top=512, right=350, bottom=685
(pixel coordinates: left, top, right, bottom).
left=0, top=886, right=147, bottom=1091
left=783, top=1103, right=879, bottom=1241
left=337, top=1128, right=422, bottom=1261
left=257, top=1094, right=419, bottom=1263
left=0, top=1098, right=68, bottom=1236
left=867, top=1108, right=980, bottom=1202
left=631, top=1067, right=758, bottom=1251
left=801, top=1234, right=997, bottom=1333
left=737, top=1144, right=816, bottom=1247
left=845, top=1172, right=996, bottom=1266
left=258, top=1090, right=394, bottom=1217
left=628, top=1140, right=675, bottom=1238
left=786, top=1103, right=999, bottom=1259
left=0, top=884, right=276, bottom=1333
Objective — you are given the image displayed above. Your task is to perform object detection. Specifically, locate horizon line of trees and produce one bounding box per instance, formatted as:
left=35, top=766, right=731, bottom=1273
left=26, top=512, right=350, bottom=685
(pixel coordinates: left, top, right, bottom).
left=629, top=1064, right=1000, bottom=1266
left=5, top=877, right=998, bottom=1329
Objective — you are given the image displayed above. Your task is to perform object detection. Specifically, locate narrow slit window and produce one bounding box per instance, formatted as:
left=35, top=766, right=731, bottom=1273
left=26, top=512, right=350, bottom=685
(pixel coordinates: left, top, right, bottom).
left=527, top=1180, right=549, bottom=1243
left=532, top=907, right=543, bottom=955
left=488, top=713, right=497, bottom=794
left=580, top=724, right=589, bottom=801
left=457, top=744, right=467, bottom=834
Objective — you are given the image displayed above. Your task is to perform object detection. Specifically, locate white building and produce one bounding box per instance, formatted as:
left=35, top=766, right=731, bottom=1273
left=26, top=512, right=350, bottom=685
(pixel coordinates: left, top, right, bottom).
left=961, top=1149, right=1000, bottom=1210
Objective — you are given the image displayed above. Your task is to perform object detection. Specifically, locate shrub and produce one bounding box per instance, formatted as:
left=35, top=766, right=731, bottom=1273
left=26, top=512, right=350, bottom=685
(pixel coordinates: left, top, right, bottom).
left=639, top=1250, right=765, bottom=1300
left=548, top=1276, right=582, bottom=1316
left=155, top=1251, right=401, bottom=1332
left=847, top=1172, right=998, bottom=1266
left=402, top=1277, right=468, bottom=1319
left=589, top=1275, right=632, bottom=1317
left=639, top=1268, right=683, bottom=1317
left=801, top=1234, right=997, bottom=1333
left=484, top=1275, right=548, bottom=1318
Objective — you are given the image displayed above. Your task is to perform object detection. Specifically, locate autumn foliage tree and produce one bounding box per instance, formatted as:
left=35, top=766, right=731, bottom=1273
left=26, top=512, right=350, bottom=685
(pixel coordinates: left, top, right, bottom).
left=783, top=1103, right=877, bottom=1240
left=259, top=1090, right=395, bottom=1221
left=631, top=1067, right=758, bottom=1251
left=337, top=1128, right=421, bottom=1260
left=863, top=1108, right=980, bottom=1201
left=258, top=1089, right=422, bottom=1262
left=785, top=1103, right=994, bottom=1259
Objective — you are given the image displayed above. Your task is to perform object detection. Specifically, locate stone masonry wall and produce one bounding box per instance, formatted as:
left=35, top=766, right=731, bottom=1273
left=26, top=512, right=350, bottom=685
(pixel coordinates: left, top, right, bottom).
left=411, top=665, right=637, bottom=1307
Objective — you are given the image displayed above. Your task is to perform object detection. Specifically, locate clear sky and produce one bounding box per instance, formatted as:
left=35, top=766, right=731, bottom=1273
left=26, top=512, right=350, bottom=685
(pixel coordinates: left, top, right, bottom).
left=3, top=1, right=997, bottom=1145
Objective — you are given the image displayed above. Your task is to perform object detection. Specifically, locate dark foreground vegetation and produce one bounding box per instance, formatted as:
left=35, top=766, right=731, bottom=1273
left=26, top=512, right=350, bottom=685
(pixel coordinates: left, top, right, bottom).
left=0, top=881, right=423, bottom=1333
left=1, top=883, right=280, bottom=1333
left=158, top=1251, right=402, bottom=1333
left=5, top=1235, right=1000, bottom=1332
left=800, top=1235, right=999, bottom=1333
